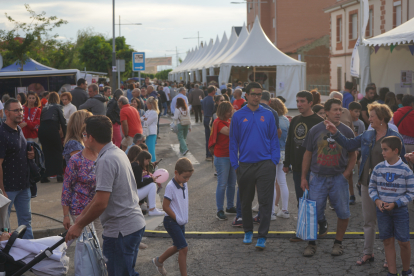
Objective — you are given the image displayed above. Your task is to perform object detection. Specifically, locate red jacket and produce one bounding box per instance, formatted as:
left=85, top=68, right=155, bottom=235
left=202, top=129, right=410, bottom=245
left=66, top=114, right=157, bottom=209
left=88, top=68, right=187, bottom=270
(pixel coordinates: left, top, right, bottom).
left=393, top=106, right=414, bottom=137
left=22, top=105, right=41, bottom=139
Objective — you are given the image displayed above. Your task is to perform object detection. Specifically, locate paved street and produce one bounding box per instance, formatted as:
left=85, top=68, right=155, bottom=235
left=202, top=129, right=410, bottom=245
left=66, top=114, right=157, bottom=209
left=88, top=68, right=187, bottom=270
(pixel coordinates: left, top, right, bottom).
left=18, top=112, right=414, bottom=275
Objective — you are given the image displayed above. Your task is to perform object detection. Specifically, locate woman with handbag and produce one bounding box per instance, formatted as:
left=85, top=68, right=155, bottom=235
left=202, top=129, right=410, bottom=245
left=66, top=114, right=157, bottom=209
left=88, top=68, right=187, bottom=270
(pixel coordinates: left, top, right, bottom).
left=142, top=96, right=159, bottom=162
left=172, top=98, right=192, bottom=155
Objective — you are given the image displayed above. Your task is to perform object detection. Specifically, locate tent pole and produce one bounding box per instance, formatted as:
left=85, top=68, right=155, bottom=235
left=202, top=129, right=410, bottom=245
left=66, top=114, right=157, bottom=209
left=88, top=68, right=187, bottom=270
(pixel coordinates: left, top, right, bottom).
left=253, top=67, right=256, bottom=82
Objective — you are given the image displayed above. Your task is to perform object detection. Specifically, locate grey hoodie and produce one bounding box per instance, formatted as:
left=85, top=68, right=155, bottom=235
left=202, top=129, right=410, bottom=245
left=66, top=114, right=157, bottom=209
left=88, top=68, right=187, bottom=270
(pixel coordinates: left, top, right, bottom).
left=79, top=94, right=107, bottom=115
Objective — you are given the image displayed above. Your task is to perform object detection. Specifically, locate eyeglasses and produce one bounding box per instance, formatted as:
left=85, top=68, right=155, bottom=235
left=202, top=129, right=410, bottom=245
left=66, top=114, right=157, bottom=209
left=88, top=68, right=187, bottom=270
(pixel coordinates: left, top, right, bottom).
left=8, top=109, right=24, bottom=113
left=249, top=93, right=262, bottom=98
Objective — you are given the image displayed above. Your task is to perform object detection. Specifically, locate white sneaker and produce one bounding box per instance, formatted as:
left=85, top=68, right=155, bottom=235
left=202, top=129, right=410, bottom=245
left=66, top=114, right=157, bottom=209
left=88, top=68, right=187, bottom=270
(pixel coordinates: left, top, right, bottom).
left=148, top=208, right=165, bottom=216
left=274, top=205, right=280, bottom=214
left=276, top=210, right=290, bottom=219
left=271, top=213, right=277, bottom=221
left=252, top=203, right=259, bottom=212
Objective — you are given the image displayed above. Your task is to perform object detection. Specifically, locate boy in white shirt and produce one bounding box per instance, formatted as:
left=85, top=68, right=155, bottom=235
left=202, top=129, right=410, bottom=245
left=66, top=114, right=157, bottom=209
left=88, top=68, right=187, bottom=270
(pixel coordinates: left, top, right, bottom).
left=153, top=157, right=194, bottom=276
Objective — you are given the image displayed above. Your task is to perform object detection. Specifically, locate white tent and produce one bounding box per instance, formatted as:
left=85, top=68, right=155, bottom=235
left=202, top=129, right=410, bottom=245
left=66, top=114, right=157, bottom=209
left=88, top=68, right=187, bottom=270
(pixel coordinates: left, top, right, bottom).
left=194, top=34, right=222, bottom=84
left=218, top=16, right=306, bottom=108
left=361, top=17, right=414, bottom=94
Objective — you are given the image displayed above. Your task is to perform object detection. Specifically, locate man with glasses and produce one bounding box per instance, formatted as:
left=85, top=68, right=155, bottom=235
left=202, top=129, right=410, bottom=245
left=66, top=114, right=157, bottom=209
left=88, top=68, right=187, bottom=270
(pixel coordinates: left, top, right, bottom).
left=230, top=82, right=279, bottom=250
left=0, top=99, right=35, bottom=239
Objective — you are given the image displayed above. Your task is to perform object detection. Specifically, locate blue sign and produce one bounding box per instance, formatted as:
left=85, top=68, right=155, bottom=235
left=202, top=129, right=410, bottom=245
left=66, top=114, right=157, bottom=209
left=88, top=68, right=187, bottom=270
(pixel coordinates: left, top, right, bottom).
left=132, top=52, right=145, bottom=71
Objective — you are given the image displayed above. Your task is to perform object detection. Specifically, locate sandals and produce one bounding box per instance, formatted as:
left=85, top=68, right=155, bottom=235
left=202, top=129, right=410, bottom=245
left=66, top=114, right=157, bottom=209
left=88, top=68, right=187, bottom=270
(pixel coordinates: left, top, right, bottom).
left=331, top=243, right=344, bottom=256
left=303, top=243, right=317, bottom=257
left=383, top=260, right=388, bottom=268
left=356, top=254, right=375, bottom=265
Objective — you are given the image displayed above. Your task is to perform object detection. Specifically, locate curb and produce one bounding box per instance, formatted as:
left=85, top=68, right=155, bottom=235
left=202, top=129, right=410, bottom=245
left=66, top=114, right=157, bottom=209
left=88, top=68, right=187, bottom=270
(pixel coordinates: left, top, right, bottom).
left=33, top=226, right=66, bottom=239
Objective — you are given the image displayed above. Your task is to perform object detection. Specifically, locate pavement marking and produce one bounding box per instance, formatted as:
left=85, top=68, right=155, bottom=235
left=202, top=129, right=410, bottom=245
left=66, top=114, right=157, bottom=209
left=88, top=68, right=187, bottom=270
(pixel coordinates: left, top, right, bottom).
left=145, top=230, right=409, bottom=235
left=171, top=144, right=200, bottom=165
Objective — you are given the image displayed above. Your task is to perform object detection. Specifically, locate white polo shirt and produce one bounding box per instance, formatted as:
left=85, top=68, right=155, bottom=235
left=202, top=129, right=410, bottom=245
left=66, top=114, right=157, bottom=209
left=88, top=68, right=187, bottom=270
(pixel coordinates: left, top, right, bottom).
left=164, top=178, right=189, bottom=226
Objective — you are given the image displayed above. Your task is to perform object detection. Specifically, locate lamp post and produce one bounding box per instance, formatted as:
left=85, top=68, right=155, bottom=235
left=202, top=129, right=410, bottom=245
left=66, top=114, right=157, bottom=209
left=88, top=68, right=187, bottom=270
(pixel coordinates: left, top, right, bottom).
left=112, top=0, right=116, bottom=92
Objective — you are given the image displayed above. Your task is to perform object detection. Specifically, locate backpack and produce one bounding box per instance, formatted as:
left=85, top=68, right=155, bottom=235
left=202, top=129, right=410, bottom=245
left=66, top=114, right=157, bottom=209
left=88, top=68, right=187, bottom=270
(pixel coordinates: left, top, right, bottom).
left=179, top=109, right=191, bottom=126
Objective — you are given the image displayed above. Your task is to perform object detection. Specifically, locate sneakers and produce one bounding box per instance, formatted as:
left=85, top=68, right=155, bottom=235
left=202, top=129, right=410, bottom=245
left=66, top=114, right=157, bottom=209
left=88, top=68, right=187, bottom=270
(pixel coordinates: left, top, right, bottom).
left=183, top=150, right=189, bottom=156
left=214, top=172, right=217, bottom=177
left=255, top=237, right=266, bottom=250
left=232, top=217, right=243, bottom=227
left=402, top=269, right=413, bottom=276
left=216, top=210, right=227, bottom=220
left=205, top=157, right=213, bottom=161
left=271, top=213, right=277, bottom=221
left=276, top=210, right=290, bottom=219
left=225, top=207, right=237, bottom=214
left=148, top=208, right=165, bottom=216
left=253, top=215, right=260, bottom=224
left=243, top=231, right=253, bottom=244
left=349, top=195, right=356, bottom=205
left=274, top=205, right=280, bottom=214
left=152, top=257, right=167, bottom=276
left=318, top=221, right=328, bottom=237
left=303, top=243, right=317, bottom=257
left=252, top=203, right=259, bottom=212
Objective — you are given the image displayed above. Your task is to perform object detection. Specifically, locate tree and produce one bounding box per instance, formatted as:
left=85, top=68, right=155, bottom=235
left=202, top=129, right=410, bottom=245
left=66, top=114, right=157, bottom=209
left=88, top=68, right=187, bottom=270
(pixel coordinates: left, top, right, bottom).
left=79, top=35, right=112, bottom=74
left=155, top=69, right=173, bottom=80
left=0, top=4, right=67, bottom=70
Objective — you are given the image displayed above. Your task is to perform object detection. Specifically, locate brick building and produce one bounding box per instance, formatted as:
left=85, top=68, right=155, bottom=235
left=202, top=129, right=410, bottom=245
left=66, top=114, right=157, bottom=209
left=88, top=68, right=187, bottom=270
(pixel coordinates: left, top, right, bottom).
left=324, top=0, right=414, bottom=92
left=246, top=0, right=336, bottom=94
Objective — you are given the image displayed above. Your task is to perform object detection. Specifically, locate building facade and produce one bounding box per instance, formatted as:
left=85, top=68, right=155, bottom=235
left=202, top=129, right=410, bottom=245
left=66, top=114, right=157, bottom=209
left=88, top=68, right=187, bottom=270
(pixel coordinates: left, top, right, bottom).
left=324, top=0, right=414, bottom=92
left=246, top=0, right=336, bottom=94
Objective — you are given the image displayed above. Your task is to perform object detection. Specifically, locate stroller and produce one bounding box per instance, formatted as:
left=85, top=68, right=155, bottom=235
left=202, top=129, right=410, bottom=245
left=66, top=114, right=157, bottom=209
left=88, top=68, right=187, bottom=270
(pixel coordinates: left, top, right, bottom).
left=0, top=193, right=69, bottom=276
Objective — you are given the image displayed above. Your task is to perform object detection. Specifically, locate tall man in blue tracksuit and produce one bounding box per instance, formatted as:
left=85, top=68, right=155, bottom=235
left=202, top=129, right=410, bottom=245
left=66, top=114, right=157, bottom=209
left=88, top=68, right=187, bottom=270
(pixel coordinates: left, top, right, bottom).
left=230, top=82, right=280, bottom=250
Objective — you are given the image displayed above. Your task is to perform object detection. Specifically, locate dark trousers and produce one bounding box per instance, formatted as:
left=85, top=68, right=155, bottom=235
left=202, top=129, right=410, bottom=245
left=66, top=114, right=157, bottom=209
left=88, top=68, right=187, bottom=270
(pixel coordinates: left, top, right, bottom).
left=204, top=116, right=212, bottom=157
left=193, top=105, right=202, bottom=123
left=292, top=171, right=310, bottom=205
left=237, top=160, right=276, bottom=238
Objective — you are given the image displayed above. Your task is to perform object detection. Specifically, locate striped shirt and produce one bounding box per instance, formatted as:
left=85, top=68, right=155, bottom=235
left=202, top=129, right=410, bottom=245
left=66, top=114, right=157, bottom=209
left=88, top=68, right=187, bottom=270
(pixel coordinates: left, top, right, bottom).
left=369, top=158, right=414, bottom=207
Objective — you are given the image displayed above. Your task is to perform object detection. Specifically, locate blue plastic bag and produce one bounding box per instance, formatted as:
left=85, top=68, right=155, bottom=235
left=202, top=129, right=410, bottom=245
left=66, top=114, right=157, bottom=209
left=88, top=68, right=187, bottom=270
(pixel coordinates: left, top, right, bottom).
left=296, top=189, right=318, bottom=241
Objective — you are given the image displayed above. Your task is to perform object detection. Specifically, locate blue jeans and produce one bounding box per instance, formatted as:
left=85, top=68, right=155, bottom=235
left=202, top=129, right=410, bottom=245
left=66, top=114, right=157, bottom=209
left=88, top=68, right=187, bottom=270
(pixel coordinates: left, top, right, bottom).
left=214, top=157, right=236, bottom=212
left=377, top=206, right=409, bottom=242
left=236, top=188, right=242, bottom=218
left=103, top=227, right=145, bottom=276
left=203, top=116, right=212, bottom=157
left=162, top=102, right=168, bottom=115
left=163, top=216, right=187, bottom=250
left=7, top=188, right=33, bottom=239
left=177, top=124, right=189, bottom=154
left=146, top=135, right=157, bottom=162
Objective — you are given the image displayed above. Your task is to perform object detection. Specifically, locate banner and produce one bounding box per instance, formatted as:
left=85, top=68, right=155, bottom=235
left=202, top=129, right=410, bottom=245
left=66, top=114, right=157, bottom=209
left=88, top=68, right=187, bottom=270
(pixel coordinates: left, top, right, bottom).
left=351, top=0, right=370, bottom=78
left=145, top=57, right=172, bottom=67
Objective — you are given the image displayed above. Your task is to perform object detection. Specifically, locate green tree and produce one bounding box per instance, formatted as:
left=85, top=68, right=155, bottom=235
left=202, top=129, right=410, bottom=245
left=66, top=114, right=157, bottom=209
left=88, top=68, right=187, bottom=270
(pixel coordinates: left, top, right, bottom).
left=155, top=69, right=172, bottom=80
left=78, top=35, right=112, bottom=74
left=0, top=4, right=67, bottom=70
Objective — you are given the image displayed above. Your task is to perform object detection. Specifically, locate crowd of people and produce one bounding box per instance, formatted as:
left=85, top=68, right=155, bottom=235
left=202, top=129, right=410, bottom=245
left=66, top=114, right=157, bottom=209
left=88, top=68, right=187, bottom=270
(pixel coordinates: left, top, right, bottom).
left=1, top=76, right=414, bottom=276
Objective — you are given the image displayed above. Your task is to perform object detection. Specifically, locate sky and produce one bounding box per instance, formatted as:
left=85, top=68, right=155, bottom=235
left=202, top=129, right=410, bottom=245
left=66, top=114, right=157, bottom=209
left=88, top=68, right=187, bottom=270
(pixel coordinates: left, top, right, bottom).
left=1, top=0, right=246, bottom=69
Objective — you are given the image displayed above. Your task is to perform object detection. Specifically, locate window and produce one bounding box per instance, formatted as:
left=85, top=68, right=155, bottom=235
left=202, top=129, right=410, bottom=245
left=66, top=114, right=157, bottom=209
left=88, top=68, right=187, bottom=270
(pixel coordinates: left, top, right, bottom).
left=336, top=17, right=342, bottom=42
left=273, top=18, right=276, bottom=28
left=351, top=14, right=358, bottom=39
left=395, top=4, right=402, bottom=27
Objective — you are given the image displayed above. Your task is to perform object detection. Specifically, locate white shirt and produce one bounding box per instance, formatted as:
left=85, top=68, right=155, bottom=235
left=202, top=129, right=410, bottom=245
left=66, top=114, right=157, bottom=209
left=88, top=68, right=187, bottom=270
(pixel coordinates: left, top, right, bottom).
left=164, top=179, right=188, bottom=225
left=170, top=94, right=190, bottom=114
left=141, top=109, right=158, bottom=135
left=63, top=103, right=77, bottom=124
left=173, top=107, right=192, bottom=129
left=163, top=87, right=171, bottom=101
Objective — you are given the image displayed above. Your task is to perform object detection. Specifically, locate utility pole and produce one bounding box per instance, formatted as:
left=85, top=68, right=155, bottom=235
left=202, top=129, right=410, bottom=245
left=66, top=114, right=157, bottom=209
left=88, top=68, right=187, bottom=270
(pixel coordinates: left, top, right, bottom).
left=183, top=31, right=202, bottom=46
left=115, top=15, right=142, bottom=37
left=111, top=0, right=116, bottom=91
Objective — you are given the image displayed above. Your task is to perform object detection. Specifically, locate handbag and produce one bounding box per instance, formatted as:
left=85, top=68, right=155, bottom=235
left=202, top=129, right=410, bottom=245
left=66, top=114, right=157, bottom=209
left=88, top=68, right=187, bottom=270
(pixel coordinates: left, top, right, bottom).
left=74, top=223, right=107, bottom=276
left=296, top=189, right=318, bottom=241
left=170, top=122, right=178, bottom=134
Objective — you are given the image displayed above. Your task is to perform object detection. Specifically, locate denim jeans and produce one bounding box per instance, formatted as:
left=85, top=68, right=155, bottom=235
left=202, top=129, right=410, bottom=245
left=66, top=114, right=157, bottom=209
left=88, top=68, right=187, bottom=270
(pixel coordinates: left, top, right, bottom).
left=103, top=227, right=145, bottom=276
left=236, top=188, right=242, bottom=218
left=214, top=157, right=236, bottom=211
left=146, top=135, right=157, bottom=162
left=177, top=124, right=189, bottom=154
left=203, top=116, right=212, bottom=157
left=162, top=102, right=168, bottom=115
left=7, top=188, right=33, bottom=239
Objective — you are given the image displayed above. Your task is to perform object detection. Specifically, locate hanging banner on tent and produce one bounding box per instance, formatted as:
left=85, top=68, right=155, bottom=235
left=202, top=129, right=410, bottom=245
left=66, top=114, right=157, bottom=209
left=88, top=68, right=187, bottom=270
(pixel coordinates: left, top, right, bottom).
left=374, top=45, right=380, bottom=53
left=350, top=38, right=361, bottom=77
left=408, top=45, right=414, bottom=56
left=401, top=70, right=413, bottom=88
left=390, top=44, right=396, bottom=53
left=361, top=0, right=369, bottom=39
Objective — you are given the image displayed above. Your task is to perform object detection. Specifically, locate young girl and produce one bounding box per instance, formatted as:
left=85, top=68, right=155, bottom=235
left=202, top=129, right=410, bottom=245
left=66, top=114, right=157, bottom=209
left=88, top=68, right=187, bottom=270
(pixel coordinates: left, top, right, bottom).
left=129, top=150, right=165, bottom=216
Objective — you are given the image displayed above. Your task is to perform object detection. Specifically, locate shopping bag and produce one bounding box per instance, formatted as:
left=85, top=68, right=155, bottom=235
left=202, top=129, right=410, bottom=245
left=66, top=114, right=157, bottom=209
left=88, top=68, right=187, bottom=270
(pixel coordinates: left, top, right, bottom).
left=296, top=189, right=318, bottom=241
left=74, top=223, right=107, bottom=276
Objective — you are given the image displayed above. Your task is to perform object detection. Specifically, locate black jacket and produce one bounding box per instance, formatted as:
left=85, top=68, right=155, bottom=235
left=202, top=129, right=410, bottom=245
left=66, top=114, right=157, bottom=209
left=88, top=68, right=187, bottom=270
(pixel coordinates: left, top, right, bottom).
left=70, top=87, right=88, bottom=109
left=131, top=162, right=155, bottom=189
left=40, top=104, right=67, bottom=135
left=106, top=98, right=121, bottom=124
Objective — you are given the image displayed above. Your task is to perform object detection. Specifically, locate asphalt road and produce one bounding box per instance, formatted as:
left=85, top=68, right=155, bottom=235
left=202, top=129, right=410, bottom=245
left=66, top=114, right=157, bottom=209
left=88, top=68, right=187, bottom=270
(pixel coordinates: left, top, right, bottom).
left=23, top=112, right=414, bottom=276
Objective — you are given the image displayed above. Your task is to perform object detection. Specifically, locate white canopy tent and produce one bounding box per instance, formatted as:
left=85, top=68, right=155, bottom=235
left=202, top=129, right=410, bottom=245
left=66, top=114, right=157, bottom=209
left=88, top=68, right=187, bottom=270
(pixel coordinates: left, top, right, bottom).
left=218, top=16, right=306, bottom=108
left=360, top=17, right=414, bottom=95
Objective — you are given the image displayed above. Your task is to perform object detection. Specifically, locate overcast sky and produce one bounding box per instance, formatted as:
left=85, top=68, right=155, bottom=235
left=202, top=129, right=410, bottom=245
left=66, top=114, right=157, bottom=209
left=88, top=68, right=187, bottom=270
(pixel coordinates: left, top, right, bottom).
left=1, top=0, right=246, bottom=68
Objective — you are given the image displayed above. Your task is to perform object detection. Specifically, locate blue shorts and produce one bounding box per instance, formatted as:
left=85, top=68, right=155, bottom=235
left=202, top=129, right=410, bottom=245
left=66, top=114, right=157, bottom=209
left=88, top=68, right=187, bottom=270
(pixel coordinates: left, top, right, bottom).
left=376, top=206, right=410, bottom=242
left=163, top=216, right=187, bottom=250
left=309, top=172, right=351, bottom=222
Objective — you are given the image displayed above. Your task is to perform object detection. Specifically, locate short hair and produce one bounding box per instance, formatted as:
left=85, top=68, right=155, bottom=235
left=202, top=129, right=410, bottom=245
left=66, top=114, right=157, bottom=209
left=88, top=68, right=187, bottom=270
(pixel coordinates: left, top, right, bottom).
left=365, top=86, right=375, bottom=93
left=312, top=103, right=324, bottom=114
left=367, top=82, right=376, bottom=87
left=118, top=96, right=129, bottom=105
left=113, top=89, right=123, bottom=100
left=2, top=94, right=11, bottom=103
left=61, top=87, right=67, bottom=92
left=324, top=98, right=342, bottom=111
left=175, top=157, right=194, bottom=174
left=88, top=84, right=98, bottom=92
left=310, top=89, right=321, bottom=105
left=379, top=87, right=390, bottom=101
left=103, top=86, right=111, bottom=93
left=269, top=98, right=288, bottom=116
left=261, top=91, right=270, bottom=102
left=85, top=115, right=113, bottom=144
left=221, top=89, right=227, bottom=95
left=276, top=96, right=286, bottom=103
left=128, top=83, right=135, bottom=90
left=127, top=145, right=142, bottom=162
left=4, top=98, right=20, bottom=110
left=48, top=92, right=60, bottom=104
left=226, top=88, right=232, bottom=96
left=77, top=78, right=86, bottom=87
left=207, top=85, right=216, bottom=94
left=345, top=81, right=354, bottom=90
left=178, top=87, right=186, bottom=93
left=367, top=103, right=393, bottom=123
left=396, top=94, right=404, bottom=102
left=25, top=91, right=41, bottom=108
left=348, top=101, right=362, bottom=111
left=246, top=82, right=262, bottom=94
left=329, top=91, right=343, bottom=100
left=133, top=133, right=145, bottom=144
left=381, top=136, right=402, bottom=154
left=402, top=94, right=414, bottom=107
left=195, top=84, right=199, bottom=88
left=227, top=83, right=232, bottom=87
left=140, top=143, right=148, bottom=151
left=214, top=95, right=224, bottom=104
left=296, top=91, right=313, bottom=103
left=217, top=101, right=233, bottom=120
left=60, top=92, right=72, bottom=102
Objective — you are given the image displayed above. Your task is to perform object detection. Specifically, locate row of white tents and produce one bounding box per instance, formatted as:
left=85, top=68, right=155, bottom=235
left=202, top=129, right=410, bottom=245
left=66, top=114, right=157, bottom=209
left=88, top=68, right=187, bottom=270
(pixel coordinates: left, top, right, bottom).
left=169, top=16, right=306, bottom=109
